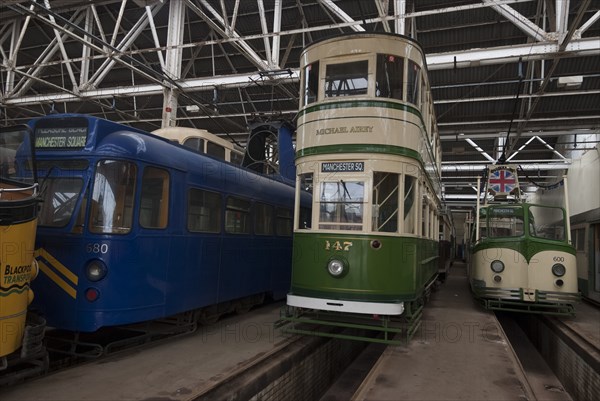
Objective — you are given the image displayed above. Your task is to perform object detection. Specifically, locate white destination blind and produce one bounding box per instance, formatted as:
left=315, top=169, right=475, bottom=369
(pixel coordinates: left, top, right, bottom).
left=321, top=161, right=364, bottom=172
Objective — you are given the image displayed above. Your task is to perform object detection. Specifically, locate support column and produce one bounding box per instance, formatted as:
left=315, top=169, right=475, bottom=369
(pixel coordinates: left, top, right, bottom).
left=162, top=0, right=185, bottom=128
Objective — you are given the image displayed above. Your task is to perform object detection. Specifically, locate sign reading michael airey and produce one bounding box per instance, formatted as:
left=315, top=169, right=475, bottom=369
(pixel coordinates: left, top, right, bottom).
left=321, top=161, right=365, bottom=172
left=35, top=127, right=88, bottom=149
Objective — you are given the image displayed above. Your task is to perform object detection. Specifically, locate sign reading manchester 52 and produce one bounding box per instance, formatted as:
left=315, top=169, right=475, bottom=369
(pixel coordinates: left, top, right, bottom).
left=36, top=127, right=88, bottom=148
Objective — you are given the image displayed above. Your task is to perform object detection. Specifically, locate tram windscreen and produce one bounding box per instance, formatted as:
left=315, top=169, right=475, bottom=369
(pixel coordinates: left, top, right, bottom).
left=529, top=205, right=565, bottom=241
left=0, top=126, right=35, bottom=184
left=38, top=177, right=84, bottom=227
left=487, top=207, right=524, bottom=237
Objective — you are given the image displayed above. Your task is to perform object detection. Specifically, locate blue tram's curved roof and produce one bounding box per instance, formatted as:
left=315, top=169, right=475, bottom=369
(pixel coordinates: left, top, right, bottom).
left=30, top=114, right=296, bottom=204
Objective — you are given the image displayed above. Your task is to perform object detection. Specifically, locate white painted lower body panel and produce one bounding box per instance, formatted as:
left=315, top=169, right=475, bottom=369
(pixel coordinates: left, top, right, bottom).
left=287, top=294, right=405, bottom=315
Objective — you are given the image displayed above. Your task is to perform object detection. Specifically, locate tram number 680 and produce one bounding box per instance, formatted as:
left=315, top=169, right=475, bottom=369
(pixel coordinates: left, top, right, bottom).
left=86, top=243, right=109, bottom=254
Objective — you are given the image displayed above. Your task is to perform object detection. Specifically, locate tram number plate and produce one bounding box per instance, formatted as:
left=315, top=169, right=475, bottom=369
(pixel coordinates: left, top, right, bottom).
left=321, top=162, right=364, bottom=172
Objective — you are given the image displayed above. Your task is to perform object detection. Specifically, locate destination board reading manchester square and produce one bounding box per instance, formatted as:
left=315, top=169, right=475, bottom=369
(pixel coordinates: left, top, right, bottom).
left=321, top=161, right=365, bottom=172
left=35, top=127, right=88, bottom=149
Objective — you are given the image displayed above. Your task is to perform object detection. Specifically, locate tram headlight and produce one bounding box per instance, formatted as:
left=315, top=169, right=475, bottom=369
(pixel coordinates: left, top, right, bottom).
left=327, top=259, right=346, bottom=277
left=86, top=260, right=107, bottom=282
left=490, top=260, right=505, bottom=273
left=552, top=263, right=566, bottom=277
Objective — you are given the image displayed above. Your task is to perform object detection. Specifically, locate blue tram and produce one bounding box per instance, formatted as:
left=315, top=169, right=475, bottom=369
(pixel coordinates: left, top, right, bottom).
left=29, top=114, right=307, bottom=332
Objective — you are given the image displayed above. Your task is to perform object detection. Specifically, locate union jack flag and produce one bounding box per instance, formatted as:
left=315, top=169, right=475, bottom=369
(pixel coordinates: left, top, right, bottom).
left=489, top=168, right=517, bottom=194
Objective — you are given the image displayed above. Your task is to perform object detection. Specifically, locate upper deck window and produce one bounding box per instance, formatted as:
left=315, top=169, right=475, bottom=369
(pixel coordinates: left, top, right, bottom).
left=206, top=141, right=226, bottom=160
left=183, top=137, right=205, bottom=154
left=303, top=61, right=319, bottom=106
left=407, top=60, right=421, bottom=106
left=325, top=60, right=368, bottom=98
left=376, top=55, right=404, bottom=101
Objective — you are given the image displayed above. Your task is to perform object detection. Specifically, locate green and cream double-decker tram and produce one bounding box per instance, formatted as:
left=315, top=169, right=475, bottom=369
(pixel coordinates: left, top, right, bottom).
left=282, top=33, right=446, bottom=343
left=468, top=165, right=580, bottom=315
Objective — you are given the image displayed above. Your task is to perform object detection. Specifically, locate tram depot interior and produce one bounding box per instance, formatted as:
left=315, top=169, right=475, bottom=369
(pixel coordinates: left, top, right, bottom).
left=1, top=0, right=598, bottom=229
left=1, top=0, right=599, bottom=400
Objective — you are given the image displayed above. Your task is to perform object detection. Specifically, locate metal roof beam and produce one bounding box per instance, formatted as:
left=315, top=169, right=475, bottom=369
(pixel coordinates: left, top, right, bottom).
left=441, top=162, right=571, bottom=172
left=426, top=36, right=599, bottom=70
left=394, top=0, right=406, bottom=35
left=9, top=10, right=86, bottom=97
left=483, top=0, right=550, bottom=41
left=84, top=2, right=165, bottom=90
left=318, top=0, right=366, bottom=32
left=576, top=10, right=600, bottom=36
left=187, top=0, right=268, bottom=70
left=440, top=129, right=599, bottom=140
left=2, top=70, right=299, bottom=106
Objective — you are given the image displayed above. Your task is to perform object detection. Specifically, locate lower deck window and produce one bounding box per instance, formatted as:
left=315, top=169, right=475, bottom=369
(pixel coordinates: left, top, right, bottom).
left=372, top=172, right=398, bottom=232
left=319, top=180, right=364, bottom=230
left=187, top=189, right=221, bottom=232
left=139, top=167, right=169, bottom=229
left=225, top=197, right=251, bottom=234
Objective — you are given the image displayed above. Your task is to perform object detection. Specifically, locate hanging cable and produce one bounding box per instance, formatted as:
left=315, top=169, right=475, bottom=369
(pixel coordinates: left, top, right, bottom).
left=499, top=57, right=524, bottom=164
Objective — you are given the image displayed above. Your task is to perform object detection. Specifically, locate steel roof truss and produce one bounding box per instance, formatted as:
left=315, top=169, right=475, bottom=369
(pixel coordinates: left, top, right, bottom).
left=483, top=0, right=549, bottom=42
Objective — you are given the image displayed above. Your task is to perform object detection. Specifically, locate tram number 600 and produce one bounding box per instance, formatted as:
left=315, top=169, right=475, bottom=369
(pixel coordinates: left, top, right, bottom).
left=86, top=243, right=109, bottom=254
left=552, top=256, right=565, bottom=262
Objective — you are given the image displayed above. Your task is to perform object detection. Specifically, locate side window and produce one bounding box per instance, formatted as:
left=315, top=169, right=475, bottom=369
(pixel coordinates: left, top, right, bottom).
left=225, top=196, right=251, bottom=234
left=230, top=150, right=244, bottom=165
left=206, top=141, right=225, bottom=160
left=403, top=175, right=416, bottom=234
left=188, top=189, right=221, bottom=232
left=576, top=228, right=585, bottom=251
left=255, top=202, right=274, bottom=235
left=139, top=167, right=169, bottom=229
left=276, top=207, right=293, bottom=236
left=183, top=137, right=205, bottom=153
left=303, top=61, right=319, bottom=106
left=376, top=54, right=403, bottom=100
left=298, top=172, right=313, bottom=229
left=372, top=172, right=399, bottom=233
left=407, top=60, right=421, bottom=106
left=90, top=160, right=136, bottom=234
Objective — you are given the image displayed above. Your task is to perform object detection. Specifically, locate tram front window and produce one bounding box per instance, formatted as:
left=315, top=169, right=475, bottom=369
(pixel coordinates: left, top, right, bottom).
left=488, top=207, right=524, bottom=237
left=90, top=160, right=137, bottom=234
left=529, top=205, right=566, bottom=241
left=325, top=61, right=368, bottom=98
left=38, top=177, right=83, bottom=227
left=319, top=180, right=364, bottom=230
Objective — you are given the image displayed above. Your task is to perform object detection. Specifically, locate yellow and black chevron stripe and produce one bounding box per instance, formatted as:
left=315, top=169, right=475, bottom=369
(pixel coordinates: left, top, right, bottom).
left=35, top=248, right=78, bottom=299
